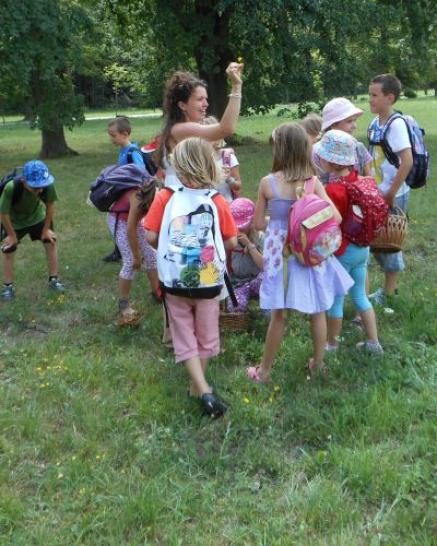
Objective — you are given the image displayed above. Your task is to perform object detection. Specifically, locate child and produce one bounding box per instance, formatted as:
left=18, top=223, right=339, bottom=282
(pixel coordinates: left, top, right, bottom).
left=246, top=123, right=353, bottom=382
left=144, top=137, right=238, bottom=418
left=203, top=116, right=242, bottom=202
left=103, top=115, right=152, bottom=262
left=227, top=198, right=263, bottom=313
left=367, top=74, right=413, bottom=304
left=108, top=177, right=157, bottom=326
left=0, top=160, right=65, bottom=301
left=313, top=98, right=372, bottom=184
left=317, top=130, right=383, bottom=354
left=300, top=113, right=322, bottom=145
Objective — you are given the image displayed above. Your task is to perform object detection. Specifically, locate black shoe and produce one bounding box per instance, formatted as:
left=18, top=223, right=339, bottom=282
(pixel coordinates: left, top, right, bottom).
left=102, top=248, right=121, bottom=262
left=201, top=393, right=228, bottom=419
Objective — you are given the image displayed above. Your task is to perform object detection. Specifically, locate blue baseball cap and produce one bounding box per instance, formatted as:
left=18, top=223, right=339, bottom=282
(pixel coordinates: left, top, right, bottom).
left=23, top=160, right=54, bottom=188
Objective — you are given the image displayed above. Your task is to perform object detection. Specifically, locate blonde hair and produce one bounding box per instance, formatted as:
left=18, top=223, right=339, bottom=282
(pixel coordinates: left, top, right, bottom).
left=272, top=122, right=314, bottom=183
left=172, top=137, right=218, bottom=188
left=202, top=115, right=226, bottom=148
left=300, top=113, right=322, bottom=138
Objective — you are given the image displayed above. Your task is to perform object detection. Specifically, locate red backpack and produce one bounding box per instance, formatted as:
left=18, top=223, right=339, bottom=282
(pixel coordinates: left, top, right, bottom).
left=337, top=173, right=388, bottom=246
left=287, top=177, right=342, bottom=267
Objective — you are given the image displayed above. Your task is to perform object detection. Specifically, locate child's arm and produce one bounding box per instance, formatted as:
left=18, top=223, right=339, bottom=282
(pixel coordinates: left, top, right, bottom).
left=41, top=202, right=57, bottom=243
left=227, top=165, right=242, bottom=195
left=238, top=232, right=264, bottom=269
left=127, top=191, right=144, bottom=269
left=253, top=177, right=269, bottom=231
left=384, top=148, right=413, bottom=206
left=146, top=230, right=159, bottom=249
left=0, top=213, right=18, bottom=248
left=314, top=178, right=342, bottom=223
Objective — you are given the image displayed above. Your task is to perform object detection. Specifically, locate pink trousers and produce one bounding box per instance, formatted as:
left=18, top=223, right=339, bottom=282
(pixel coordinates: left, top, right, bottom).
left=164, top=294, right=220, bottom=363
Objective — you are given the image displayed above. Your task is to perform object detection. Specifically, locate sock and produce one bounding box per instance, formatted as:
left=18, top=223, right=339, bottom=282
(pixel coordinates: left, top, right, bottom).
left=3, top=282, right=13, bottom=287
left=118, top=298, right=129, bottom=311
left=49, top=275, right=58, bottom=282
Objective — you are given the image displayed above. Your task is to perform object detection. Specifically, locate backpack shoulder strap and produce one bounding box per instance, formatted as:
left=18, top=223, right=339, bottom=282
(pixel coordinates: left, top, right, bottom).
left=304, top=176, right=317, bottom=195
left=126, top=144, right=140, bottom=164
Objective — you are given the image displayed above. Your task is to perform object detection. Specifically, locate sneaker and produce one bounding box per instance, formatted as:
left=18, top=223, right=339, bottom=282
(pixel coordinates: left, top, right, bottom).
left=117, top=305, right=140, bottom=327
left=356, top=341, right=384, bottom=356
left=201, top=393, right=228, bottom=419
left=48, top=278, right=65, bottom=293
left=1, top=284, right=14, bottom=301
left=368, top=287, right=386, bottom=306
left=102, top=248, right=121, bottom=263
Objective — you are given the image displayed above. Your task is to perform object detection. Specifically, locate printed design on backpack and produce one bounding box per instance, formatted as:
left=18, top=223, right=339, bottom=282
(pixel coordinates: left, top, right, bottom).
left=338, top=175, right=388, bottom=246
left=157, top=187, right=226, bottom=298
left=368, top=113, right=430, bottom=189
left=287, top=177, right=342, bottom=267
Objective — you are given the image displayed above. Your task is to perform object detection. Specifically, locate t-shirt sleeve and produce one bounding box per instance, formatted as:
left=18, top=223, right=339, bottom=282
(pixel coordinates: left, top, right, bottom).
left=387, top=118, right=411, bottom=153
left=230, top=152, right=239, bottom=168
left=143, top=188, right=172, bottom=233
left=326, top=183, right=348, bottom=220
left=213, top=194, right=238, bottom=241
left=45, top=184, right=58, bottom=203
left=131, top=149, right=146, bottom=168
left=0, top=181, right=14, bottom=214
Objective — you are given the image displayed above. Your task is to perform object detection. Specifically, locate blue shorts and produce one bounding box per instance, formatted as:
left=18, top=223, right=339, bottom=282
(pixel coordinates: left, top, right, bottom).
left=372, top=192, right=409, bottom=273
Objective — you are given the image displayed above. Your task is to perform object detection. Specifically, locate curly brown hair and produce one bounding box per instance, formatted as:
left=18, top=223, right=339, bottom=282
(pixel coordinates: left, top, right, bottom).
left=156, top=71, right=207, bottom=167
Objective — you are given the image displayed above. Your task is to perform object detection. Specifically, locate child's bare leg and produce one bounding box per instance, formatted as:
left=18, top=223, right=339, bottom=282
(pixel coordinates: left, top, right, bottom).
left=185, top=356, right=212, bottom=396
left=146, top=268, right=159, bottom=297
left=327, top=317, right=342, bottom=346
left=189, top=357, right=209, bottom=396
left=384, top=271, right=399, bottom=296
left=43, top=241, right=58, bottom=277
left=118, top=277, right=132, bottom=301
left=3, top=251, right=15, bottom=284
left=258, top=309, right=286, bottom=380
left=310, top=312, right=327, bottom=366
left=359, top=308, right=379, bottom=343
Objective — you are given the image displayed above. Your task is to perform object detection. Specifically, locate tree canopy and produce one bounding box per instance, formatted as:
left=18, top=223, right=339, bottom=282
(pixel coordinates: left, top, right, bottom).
left=1, top=0, right=436, bottom=156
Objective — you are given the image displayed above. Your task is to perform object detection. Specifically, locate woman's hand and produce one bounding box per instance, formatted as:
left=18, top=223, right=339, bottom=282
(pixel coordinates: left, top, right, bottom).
left=226, top=62, right=244, bottom=85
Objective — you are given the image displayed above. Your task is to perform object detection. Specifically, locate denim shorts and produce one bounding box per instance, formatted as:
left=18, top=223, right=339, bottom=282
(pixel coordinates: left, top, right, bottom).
left=372, top=191, right=409, bottom=272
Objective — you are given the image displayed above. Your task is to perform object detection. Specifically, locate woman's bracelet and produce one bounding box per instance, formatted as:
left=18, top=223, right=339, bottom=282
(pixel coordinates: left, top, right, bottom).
left=247, top=243, right=256, bottom=251
left=228, top=93, right=242, bottom=98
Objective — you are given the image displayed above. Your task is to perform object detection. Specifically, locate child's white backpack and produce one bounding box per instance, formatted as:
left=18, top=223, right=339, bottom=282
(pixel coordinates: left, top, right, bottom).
left=157, top=187, right=227, bottom=299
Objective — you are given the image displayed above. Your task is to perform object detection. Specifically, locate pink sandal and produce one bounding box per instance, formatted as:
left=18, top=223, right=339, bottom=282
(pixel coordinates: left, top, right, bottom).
left=246, top=366, right=271, bottom=384
left=307, top=358, right=328, bottom=378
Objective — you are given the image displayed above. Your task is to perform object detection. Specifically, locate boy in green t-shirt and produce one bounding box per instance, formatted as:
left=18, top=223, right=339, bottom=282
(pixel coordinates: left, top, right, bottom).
left=0, top=160, right=65, bottom=301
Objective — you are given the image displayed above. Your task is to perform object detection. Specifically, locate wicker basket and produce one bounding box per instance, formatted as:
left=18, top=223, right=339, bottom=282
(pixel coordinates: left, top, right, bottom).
left=219, top=301, right=250, bottom=332
left=371, top=206, right=408, bottom=253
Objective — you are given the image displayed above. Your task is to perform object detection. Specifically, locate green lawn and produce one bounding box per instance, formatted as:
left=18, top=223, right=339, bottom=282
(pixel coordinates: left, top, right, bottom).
left=0, top=97, right=436, bottom=545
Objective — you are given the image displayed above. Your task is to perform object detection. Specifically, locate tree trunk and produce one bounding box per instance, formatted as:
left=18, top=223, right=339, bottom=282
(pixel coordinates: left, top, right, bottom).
left=39, top=126, right=78, bottom=159
left=193, top=3, right=233, bottom=118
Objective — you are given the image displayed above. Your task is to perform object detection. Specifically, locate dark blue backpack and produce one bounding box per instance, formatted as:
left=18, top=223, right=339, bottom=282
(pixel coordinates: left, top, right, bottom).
left=126, top=144, right=158, bottom=176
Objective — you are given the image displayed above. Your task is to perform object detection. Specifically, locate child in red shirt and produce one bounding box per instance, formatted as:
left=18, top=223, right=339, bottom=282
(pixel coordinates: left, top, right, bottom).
left=144, top=137, right=237, bottom=418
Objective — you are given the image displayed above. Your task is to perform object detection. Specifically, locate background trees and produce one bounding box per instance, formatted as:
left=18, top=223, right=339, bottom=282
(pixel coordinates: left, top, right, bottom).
left=1, top=0, right=436, bottom=157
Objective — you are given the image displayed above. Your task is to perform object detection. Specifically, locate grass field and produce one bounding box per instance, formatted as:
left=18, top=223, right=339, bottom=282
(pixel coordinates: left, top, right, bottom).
left=0, top=97, right=436, bottom=545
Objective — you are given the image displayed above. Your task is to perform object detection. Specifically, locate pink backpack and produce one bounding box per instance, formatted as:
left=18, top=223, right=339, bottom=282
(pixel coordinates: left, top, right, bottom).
left=287, top=177, right=342, bottom=267
left=339, top=175, right=388, bottom=246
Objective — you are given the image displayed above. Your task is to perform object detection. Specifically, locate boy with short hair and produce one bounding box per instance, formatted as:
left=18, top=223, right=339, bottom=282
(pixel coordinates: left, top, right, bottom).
left=0, top=160, right=65, bottom=301
left=368, top=74, right=413, bottom=304
left=103, top=116, right=146, bottom=262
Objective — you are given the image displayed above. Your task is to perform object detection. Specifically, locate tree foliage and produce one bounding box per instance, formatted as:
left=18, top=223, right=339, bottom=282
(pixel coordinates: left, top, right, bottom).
left=0, top=0, right=93, bottom=157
